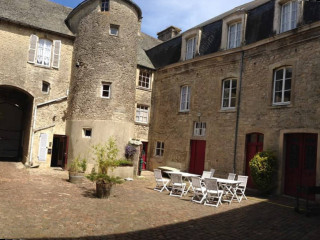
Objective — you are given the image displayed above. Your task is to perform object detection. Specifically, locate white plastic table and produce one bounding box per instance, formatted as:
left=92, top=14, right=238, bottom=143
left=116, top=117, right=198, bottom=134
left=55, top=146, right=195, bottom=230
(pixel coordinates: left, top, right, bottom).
left=210, top=177, right=242, bottom=203
left=164, top=171, right=200, bottom=195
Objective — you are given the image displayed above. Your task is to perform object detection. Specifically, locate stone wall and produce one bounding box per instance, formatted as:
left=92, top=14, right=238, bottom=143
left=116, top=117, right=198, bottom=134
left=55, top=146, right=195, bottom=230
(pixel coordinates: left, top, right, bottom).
left=66, top=0, right=141, bottom=164
left=0, top=20, right=74, bottom=166
left=149, top=24, right=320, bottom=193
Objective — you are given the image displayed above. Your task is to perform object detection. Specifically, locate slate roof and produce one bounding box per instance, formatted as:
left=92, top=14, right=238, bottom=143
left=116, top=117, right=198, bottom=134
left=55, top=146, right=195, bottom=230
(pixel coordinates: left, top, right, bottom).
left=193, top=0, right=270, bottom=29
left=0, top=0, right=73, bottom=36
left=138, top=33, right=163, bottom=69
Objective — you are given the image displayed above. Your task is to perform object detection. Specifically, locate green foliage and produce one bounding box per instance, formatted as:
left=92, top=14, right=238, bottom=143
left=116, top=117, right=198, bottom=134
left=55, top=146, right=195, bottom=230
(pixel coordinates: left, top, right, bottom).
left=86, top=137, right=124, bottom=184
left=69, top=156, right=87, bottom=173
left=86, top=168, right=123, bottom=184
left=114, top=159, right=133, bottom=167
left=249, top=151, right=277, bottom=194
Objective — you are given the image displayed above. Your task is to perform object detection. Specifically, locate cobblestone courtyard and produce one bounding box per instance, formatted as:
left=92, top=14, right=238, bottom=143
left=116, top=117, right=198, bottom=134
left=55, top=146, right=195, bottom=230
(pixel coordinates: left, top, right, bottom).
left=0, top=162, right=319, bottom=240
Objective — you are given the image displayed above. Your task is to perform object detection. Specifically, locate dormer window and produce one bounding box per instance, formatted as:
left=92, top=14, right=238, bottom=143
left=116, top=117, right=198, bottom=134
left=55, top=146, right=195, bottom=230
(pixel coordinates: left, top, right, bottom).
left=280, top=0, right=298, bottom=33
left=186, top=37, right=196, bottom=60
left=180, top=29, right=201, bottom=61
left=221, top=13, right=245, bottom=50
left=101, top=0, right=109, bottom=12
left=228, top=22, right=242, bottom=49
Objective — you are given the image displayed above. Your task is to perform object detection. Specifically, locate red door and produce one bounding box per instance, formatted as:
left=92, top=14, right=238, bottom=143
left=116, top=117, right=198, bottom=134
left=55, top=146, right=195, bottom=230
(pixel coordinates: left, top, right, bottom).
left=285, top=133, right=317, bottom=200
left=142, top=142, right=148, bottom=170
left=245, top=133, right=264, bottom=188
left=189, top=140, right=206, bottom=175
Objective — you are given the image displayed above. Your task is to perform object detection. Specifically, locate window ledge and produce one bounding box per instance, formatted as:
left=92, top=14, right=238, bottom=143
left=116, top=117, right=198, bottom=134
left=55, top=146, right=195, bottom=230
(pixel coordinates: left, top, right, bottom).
left=269, top=103, right=292, bottom=109
left=30, top=63, right=56, bottom=70
left=136, top=87, right=152, bottom=92
left=135, top=122, right=149, bottom=127
left=178, top=111, right=190, bottom=115
left=219, top=108, right=236, bottom=113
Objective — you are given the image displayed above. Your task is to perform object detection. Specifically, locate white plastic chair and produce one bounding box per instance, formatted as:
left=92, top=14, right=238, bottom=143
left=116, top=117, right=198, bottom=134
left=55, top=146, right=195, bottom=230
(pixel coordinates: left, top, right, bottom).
left=210, top=168, right=215, bottom=176
left=227, top=173, right=236, bottom=180
left=191, top=177, right=206, bottom=204
left=153, top=169, right=170, bottom=192
left=201, top=171, right=213, bottom=180
left=204, top=178, right=224, bottom=207
left=235, top=175, right=248, bottom=202
left=169, top=173, right=186, bottom=197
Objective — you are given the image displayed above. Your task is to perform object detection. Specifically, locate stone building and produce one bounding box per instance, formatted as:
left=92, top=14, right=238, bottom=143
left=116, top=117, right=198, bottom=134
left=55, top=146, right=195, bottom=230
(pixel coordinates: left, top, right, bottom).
left=0, top=0, right=160, bottom=170
left=147, top=0, right=320, bottom=197
left=0, top=0, right=320, bottom=198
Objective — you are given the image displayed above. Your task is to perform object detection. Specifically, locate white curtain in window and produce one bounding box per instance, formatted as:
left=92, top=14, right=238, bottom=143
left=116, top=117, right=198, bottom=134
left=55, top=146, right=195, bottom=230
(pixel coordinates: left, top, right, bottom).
left=186, top=37, right=196, bottom=60
left=180, top=86, right=190, bottom=111
left=281, top=1, right=298, bottom=33
left=37, top=39, right=52, bottom=67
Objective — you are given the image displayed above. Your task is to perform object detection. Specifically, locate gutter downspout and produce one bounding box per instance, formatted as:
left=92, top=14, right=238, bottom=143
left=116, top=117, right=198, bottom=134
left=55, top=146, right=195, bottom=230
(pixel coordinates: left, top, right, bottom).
left=233, top=51, right=245, bottom=174
left=28, top=95, right=68, bottom=166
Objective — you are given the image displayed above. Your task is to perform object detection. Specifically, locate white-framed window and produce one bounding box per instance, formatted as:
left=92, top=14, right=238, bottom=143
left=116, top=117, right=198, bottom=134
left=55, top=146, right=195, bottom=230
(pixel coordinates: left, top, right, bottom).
left=228, top=22, right=242, bottom=49
left=42, top=81, right=50, bottom=94
left=280, top=0, right=298, bottom=33
left=180, top=86, right=191, bottom=112
left=194, top=122, right=206, bottom=136
left=139, top=70, right=151, bottom=89
left=101, top=83, right=111, bottom=98
left=110, top=24, right=119, bottom=36
left=222, top=79, right=237, bottom=109
left=185, top=37, right=196, bottom=60
left=28, top=35, right=61, bottom=69
left=273, top=67, right=292, bottom=105
left=155, top=141, right=164, bottom=156
left=136, top=105, right=149, bottom=124
left=37, top=39, right=52, bottom=67
left=101, top=0, right=109, bottom=12
left=83, top=128, right=92, bottom=138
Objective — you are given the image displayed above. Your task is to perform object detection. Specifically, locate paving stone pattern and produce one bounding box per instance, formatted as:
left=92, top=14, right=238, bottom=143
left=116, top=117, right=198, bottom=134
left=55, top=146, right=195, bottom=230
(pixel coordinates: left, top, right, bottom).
left=0, top=162, right=319, bottom=240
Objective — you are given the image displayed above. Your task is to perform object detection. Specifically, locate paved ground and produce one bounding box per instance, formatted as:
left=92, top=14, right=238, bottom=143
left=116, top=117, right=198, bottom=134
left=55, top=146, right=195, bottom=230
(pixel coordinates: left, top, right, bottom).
left=0, top=162, right=319, bottom=240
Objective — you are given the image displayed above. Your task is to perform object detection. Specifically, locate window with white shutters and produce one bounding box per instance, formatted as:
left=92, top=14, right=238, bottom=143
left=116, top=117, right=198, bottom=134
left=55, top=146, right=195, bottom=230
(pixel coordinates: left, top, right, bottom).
left=52, top=40, right=61, bottom=69
left=27, top=35, right=62, bottom=69
left=28, top=34, right=38, bottom=63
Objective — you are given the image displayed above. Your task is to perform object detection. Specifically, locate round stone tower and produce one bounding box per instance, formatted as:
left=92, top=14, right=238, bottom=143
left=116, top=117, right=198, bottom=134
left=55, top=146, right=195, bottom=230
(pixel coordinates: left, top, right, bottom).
left=65, top=0, right=142, bottom=165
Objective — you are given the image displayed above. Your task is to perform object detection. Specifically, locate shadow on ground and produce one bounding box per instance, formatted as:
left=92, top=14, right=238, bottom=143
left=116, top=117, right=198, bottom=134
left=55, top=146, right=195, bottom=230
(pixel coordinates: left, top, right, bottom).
left=28, top=199, right=320, bottom=240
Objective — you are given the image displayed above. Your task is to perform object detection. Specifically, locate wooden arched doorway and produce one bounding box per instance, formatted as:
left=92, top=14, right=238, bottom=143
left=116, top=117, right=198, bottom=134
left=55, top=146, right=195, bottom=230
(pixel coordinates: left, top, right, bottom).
left=245, top=133, right=264, bottom=188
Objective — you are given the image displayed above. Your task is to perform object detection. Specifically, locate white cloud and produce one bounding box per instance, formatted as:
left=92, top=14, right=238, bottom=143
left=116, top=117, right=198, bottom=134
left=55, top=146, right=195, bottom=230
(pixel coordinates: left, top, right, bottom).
left=134, top=0, right=252, bottom=37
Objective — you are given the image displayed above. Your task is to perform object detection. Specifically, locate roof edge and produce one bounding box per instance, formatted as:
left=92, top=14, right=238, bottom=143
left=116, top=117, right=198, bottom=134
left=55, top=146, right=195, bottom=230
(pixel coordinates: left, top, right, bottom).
left=66, top=0, right=142, bottom=27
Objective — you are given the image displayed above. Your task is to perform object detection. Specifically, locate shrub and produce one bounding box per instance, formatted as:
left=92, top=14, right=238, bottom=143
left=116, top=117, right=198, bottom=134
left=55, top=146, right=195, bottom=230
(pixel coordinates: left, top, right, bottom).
left=249, top=151, right=277, bottom=194
left=86, top=138, right=124, bottom=184
left=69, top=156, right=87, bottom=173
left=114, top=159, right=133, bottom=167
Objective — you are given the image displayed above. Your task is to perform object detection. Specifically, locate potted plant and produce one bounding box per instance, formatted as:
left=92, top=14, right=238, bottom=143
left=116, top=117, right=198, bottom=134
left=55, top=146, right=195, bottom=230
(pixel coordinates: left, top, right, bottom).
left=86, top=138, right=124, bottom=198
left=68, top=156, right=87, bottom=184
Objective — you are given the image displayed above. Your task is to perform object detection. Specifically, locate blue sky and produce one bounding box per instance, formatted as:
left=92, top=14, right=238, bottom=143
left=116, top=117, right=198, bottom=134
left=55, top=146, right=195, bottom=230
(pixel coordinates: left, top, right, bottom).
left=50, top=0, right=252, bottom=37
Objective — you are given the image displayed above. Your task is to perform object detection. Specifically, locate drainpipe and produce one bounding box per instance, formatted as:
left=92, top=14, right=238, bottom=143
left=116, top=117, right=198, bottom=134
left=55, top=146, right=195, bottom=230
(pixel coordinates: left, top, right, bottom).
left=233, top=51, right=245, bottom=174
left=28, top=95, right=68, bottom=166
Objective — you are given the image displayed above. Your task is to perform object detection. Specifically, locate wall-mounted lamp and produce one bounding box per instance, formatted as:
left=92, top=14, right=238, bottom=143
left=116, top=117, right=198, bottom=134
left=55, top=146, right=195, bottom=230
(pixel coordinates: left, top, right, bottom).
left=197, top=112, right=201, bottom=122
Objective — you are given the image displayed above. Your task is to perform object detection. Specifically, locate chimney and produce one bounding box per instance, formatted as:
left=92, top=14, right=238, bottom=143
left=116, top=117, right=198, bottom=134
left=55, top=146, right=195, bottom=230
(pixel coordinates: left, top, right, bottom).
left=157, top=26, right=182, bottom=41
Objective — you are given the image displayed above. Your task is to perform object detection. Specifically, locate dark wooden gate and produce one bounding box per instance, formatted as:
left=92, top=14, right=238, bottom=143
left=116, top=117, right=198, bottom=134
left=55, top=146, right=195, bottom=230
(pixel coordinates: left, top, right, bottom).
left=189, top=140, right=206, bottom=175
left=245, top=133, right=264, bottom=188
left=285, top=133, right=317, bottom=200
